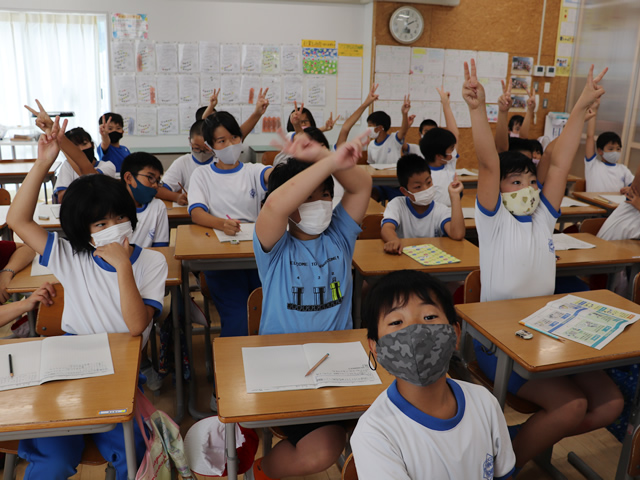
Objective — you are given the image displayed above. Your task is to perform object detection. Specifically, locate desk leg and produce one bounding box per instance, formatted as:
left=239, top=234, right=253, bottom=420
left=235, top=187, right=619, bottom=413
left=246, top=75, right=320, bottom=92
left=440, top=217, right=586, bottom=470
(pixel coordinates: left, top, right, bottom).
left=615, top=367, right=640, bottom=480
left=352, top=270, right=363, bottom=329
left=27, top=309, right=36, bottom=337
left=171, top=285, right=184, bottom=424
left=123, top=420, right=137, bottom=480
left=225, top=423, right=238, bottom=480
left=493, top=351, right=513, bottom=409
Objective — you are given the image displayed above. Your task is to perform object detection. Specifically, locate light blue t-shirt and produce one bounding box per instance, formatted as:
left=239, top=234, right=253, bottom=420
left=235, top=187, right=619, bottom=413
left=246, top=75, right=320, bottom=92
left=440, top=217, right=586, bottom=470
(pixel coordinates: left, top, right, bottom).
left=254, top=204, right=362, bottom=335
left=97, top=144, right=131, bottom=172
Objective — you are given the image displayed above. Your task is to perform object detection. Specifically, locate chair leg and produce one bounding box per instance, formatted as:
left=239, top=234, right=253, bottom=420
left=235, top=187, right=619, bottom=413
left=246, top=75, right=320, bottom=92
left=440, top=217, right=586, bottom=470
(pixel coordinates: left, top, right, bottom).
left=534, top=447, right=567, bottom=480
left=105, top=462, right=116, bottom=480
left=262, top=428, right=273, bottom=456
left=3, top=453, right=16, bottom=480
left=567, top=452, right=603, bottom=480
left=150, top=322, right=159, bottom=371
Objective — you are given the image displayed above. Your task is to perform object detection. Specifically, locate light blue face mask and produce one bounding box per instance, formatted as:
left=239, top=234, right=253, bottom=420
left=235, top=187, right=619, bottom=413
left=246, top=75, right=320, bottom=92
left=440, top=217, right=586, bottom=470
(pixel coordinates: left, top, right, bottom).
left=130, top=179, right=157, bottom=205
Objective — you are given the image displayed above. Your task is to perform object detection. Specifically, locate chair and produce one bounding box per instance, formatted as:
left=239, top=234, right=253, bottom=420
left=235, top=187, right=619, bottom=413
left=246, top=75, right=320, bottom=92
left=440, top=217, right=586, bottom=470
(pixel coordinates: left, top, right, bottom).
left=247, top=287, right=262, bottom=336
left=571, top=179, right=586, bottom=193
left=2, top=284, right=115, bottom=479
left=579, top=217, right=606, bottom=235
left=358, top=214, right=383, bottom=240
left=0, top=188, right=11, bottom=206
left=341, top=453, right=358, bottom=480
left=357, top=150, right=368, bottom=165
left=463, top=270, right=481, bottom=304
left=262, top=151, right=278, bottom=166
left=627, top=428, right=640, bottom=476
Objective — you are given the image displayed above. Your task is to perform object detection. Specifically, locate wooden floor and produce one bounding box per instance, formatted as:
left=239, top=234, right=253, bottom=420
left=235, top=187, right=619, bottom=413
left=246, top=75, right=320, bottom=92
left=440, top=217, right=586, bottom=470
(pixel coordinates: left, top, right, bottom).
left=0, top=289, right=625, bottom=479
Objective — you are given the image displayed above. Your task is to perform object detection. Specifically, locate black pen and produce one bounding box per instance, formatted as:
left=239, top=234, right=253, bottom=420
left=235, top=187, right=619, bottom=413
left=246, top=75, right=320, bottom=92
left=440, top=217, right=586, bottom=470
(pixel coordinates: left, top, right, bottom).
left=8, top=354, right=13, bottom=377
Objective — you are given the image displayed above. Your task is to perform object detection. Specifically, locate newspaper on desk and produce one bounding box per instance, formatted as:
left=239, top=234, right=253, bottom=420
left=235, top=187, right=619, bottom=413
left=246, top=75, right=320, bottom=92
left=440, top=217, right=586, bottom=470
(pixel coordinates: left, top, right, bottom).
left=519, top=295, right=640, bottom=349
left=552, top=233, right=596, bottom=251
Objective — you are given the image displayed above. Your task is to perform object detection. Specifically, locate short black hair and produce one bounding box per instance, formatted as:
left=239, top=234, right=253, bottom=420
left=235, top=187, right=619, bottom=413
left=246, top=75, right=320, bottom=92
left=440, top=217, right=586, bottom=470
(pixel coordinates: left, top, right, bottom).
left=596, top=131, right=622, bottom=151
left=286, top=108, right=317, bottom=132
left=65, top=127, right=93, bottom=146
left=508, top=115, right=524, bottom=131
left=60, top=175, right=137, bottom=255
left=363, top=270, right=460, bottom=342
left=530, top=139, right=543, bottom=155
left=302, top=126, right=330, bottom=149
left=265, top=158, right=334, bottom=203
left=499, top=150, right=537, bottom=181
left=195, top=106, right=207, bottom=122
left=419, top=119, right=438, bottom=133
left=202, top=111, right=243, bottom=147
left=419, top=127, right=456, bottom=164
left=190, top=119, right=205, bottom=138
left=397, top=154, right=431, bottom=189
left=508, top=137, right=534, bottom=154
left=99, top=112, right=124, bottom=127
left=367, top=111, right=391, bottom=132
left=120, top=152, right=164, bottom=184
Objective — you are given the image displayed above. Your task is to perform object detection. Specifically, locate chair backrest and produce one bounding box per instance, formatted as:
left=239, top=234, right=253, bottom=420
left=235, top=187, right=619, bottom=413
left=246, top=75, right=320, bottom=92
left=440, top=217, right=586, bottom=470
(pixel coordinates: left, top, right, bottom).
left=262, top=151, right=278, bottom=166
left=0, top=188, right=11, bottom=206
left=357, top=150, right=368, bottom=165
left=358, top=214, right=383, bottom=240
left=633, top=272, right=640, bottom=305
left=247, top=287, right=263, bottom=336
left=35, top=284, right=65, bottom=336
left=463, top=270, right=481, bottom=304
left=579, top=217, right=606, bottom=236
left=341, top=453, right=358, bottom=480
left=572, top=179, right=586, bottom=193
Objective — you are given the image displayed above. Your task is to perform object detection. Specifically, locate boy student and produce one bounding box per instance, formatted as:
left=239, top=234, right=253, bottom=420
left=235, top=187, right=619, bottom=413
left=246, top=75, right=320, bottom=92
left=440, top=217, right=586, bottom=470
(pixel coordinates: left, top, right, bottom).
left=585, top=99, right=634, bottom=192
left=351, top=270, right=516, bottom=480
left=381, top=154, right=464, bottom=255
left=98, top=112, right=130, bottom=172
left=466, top=59, right=623, bottom=472
left=419, top=127, right=459, bottom=207
left=495, top=82, right=535, bottom=154
left=366, top=94, right=411, bottom=165
left=247, top=132, right=372, bottom=480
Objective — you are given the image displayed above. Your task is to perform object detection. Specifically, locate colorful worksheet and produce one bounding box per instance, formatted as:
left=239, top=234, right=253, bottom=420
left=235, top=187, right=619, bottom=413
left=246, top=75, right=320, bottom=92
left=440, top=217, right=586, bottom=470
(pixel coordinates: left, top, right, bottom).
left=402, top=244, right=461, bottom=266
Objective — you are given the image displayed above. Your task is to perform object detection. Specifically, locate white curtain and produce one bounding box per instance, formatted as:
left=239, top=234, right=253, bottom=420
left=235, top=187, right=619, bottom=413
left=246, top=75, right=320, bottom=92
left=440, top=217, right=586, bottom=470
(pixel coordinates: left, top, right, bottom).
left=0, top=12, right=103, bottom=146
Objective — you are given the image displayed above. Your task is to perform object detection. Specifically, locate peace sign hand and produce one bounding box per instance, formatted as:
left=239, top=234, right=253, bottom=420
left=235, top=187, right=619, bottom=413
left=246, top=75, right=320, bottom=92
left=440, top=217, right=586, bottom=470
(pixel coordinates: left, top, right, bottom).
left=24, top=99, right=54, bottom=134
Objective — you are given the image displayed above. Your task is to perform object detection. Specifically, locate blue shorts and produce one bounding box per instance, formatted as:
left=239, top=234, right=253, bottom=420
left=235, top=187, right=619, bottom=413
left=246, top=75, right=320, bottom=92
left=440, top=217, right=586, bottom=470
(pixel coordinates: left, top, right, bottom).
left=473, top=339, right=527, bottom=395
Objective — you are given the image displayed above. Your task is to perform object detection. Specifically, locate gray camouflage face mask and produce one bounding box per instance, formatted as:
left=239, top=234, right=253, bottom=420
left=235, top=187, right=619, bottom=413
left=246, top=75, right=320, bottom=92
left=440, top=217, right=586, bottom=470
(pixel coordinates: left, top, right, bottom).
left=376, top=323, right=456, bottom=387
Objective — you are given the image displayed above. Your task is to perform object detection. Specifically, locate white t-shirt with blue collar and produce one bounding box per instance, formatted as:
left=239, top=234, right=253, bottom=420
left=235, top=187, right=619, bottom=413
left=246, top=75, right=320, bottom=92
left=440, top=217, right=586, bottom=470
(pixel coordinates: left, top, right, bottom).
left=367, top=133, right=404, bottom=165
left=475, top=190, right=559, bottom=302
left=351, top=379, right=516, bottom=480
left=53, top=160, right=117, bottom=203
left=187, top=161, right=271, bottom=221
left=429, top=155, right=458, bottom=207
left=39, top=232, right=167, bottom=346
left=131, top=197, right=170, bottom=248
left=584, top=153, right=634, bottom=192
left=382, top=197, right=451, bottom=238
left=162, top=153, right=213, bottom=193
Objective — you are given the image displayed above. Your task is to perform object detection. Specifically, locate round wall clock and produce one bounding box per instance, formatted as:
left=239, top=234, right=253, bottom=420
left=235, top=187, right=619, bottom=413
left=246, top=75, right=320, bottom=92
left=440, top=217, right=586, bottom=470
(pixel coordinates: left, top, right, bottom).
left=389, top=5, right=425, bottom=45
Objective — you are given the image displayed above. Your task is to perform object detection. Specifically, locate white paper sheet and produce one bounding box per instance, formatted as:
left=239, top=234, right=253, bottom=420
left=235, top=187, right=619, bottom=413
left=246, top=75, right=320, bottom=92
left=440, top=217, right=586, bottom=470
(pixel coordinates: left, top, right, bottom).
left=178, top=75, right=200, bottom=104
left=486, top=104, right=499, bottom=123
left=136, top=75, right=157, bottom=104
left=450, top=102, right=471, bottom=128
left=281, top=45, right=301, bottom=73
left=220, top=44, right=241, bottom=73
left=443, top=76, right=464, bottom=103
left=370, top=164, right=396, bottom=170
left=409, top=74, right=442, bottom=102
left=391, top=46, right=411, bottom=74
left=200, top=74, right=221, bottom=105
left=476, top=51, right=509, bottom=78
left=282, top=75, right=303, bottom=104
left=336, top=99, right=361, bottom=127
left=156, top=74, right=179, bottom=104
left=111, top=40, right=135, bottom=72
left=561, top=197, right=589, bottom=208
left=425, top=48, right=445, bottom=76
left=462, top=208, right=475, bottom=219
left=114, top=74, right=137, bottom=105
left=178, top=43, right=199, bottom=73
left=199, top=41, right=220, bottom=73
left=389, top=74, right=409, bottom=101
left=337, top=56, right=362, bottom=100
left=552, top=233, right=596, bottom=251
left=456, top=168, right=477, bottom=176
left=261, top=76, right=282, bottom=105
left=375, top=45, right=393, bottom=73
left=118, top=107, right=137, bottom=135
left=261, top=105, right=283, bottom=133
left=242, top=105, right=261, bottom=134
left=479, top=77, right=504, bottom=104
left=213, top=223, right=255, bottom=242
left=156, top=43, right=178, bottom=73
left=600, top=195, right=626, bottom=205
left=179, top=104, right=198, bottom=134
left=135, top=107, right=157, bottom=136
left=240, top=75, right=261, bottom=104
left=412, top=102, right=442, bottom=126
left=221, top=75, right=241, bottom=104
left=242, top=45, right=263, bottom=74
left=306, top=76, right=326, bottom=106
left=157, top=106, right=179, bottom=135
left=135, top=41, right=156, bottom=72
left=262, top=45, right=281, bottom=74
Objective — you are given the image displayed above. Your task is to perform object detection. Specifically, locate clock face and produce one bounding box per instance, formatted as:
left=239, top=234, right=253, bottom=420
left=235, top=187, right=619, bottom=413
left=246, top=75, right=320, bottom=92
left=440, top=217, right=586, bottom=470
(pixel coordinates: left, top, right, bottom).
left=389, top=6, right=424, bottom=45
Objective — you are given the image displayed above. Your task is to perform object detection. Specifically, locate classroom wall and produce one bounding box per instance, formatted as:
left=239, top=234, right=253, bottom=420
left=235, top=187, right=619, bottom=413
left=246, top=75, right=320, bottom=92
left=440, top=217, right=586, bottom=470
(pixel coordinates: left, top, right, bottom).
left=0, top=0, right=373, bottom=152
left=372, top=0, right=567, bottom=169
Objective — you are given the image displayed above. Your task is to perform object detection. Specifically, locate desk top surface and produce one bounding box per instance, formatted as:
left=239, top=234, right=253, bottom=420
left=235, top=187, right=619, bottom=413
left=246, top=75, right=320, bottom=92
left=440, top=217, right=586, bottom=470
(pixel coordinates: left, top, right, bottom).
left=572, top=191, right=621, bottom=209
left=0, top=161, right=58, bottom=175
left=352, top=237, right=479, bottom=276
left=0, top=333, right=141, bottom=432
left=175, top=224, right=255, bottom=260
left=456, top=290, right=640, bottom=373
left=214, top=329, right=394, bottom=424
left=555, top=233, right=640, bottom=267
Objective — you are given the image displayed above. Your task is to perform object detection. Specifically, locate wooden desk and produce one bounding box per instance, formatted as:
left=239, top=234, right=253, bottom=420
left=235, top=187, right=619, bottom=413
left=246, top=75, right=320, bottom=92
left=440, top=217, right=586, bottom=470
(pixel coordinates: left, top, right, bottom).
left=161, top=200, right=191, bottom=229
left=360, top=165, right=398, bottom=187
left=572, top=191, right=621, bottom=211
left=456, top=290, right=640, bottom=480
left=0, top=333, right=142, bottom=479
left=365, top=198, right=384, bottom=215
left=0, top=138, right=38, bottom=160
left=0, top=204, right=64, bottom=241
left=0, top=161, right=59, bottom=201
left=214, top=329, right=394, bottom=480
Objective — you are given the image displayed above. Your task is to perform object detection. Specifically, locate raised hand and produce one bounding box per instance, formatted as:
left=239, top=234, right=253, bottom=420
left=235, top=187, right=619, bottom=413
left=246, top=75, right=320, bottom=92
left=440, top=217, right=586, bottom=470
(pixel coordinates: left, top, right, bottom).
left=271, top=128, right=326, bottom=163
left=209, top=88, right=220, bottom=109
left=498, top=78, right=513, bottom=112
left=24, top=99, right=54, bottom=134
left=448, top=174, right=464, bottom=196
left=323, top=112, right=341, bottom=132
left=584, top=98, right=600, bottom=123
left=436, top=86, right=451, bottom=105
left=526, top=85, right=536, bottom=111
left=99, top=115, right=113, bottom=140
left=332, top=131, right=368, bottom=171
left=38, top=116, right=67, bottom=165
left=254, top=88, right=269, bottom=115
left=407, top=114, right=417, bottom=128
left=401, top=94, right=411, bottom=115
left=576, top=65, right=608, bottom=111
left=289, top=100, right=306, bottom=130
left=365, top=83, right=380, bottom=105
left=462, top=59, right=486, bottom=110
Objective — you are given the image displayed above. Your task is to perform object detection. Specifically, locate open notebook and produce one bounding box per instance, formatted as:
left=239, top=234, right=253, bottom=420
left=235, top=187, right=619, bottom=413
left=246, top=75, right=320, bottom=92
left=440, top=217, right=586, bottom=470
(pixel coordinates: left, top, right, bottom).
left=213, top=223, right=255, bottom=242
left=242, top=341, right=381, bottom=393
left=0, top=333, right=114, bottom=391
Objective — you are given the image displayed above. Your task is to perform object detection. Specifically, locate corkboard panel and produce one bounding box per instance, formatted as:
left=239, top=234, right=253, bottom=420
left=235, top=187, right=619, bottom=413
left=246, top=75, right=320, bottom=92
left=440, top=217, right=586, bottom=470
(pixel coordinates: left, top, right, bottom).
left=373, top=0, right=568, bottom=169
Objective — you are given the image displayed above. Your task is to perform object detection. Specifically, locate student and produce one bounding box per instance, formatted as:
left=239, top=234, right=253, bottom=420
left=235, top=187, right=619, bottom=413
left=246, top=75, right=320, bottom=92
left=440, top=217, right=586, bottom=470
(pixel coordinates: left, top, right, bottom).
left=98, top=112, right=130, bottom=173
left=0, top=241, right=36, bottom=303
left=286, top=101, right=338, bottom=137
left=530, top=139, right=543, bottom=165
left=247, top=132, right=372, bottom=480
left=465, top=60, right=623, bottom=471
left=121, top=152, right=170, bottom=248
left=381, top=154, right=464, bottom=255
left=419, top=127, right=458, bottom=207
left=366, top=95, right=411, bottom=165
left=351, top=270, right=516, bottom=480
left=7, top=116, right=167, bottom=479
left=188, top=111, right=272, bottom=338
left=335, top=83, right=379, bottom=148
left=585, top=100, right=634, bottom=192
left=199, top=88, right=220, bottom=121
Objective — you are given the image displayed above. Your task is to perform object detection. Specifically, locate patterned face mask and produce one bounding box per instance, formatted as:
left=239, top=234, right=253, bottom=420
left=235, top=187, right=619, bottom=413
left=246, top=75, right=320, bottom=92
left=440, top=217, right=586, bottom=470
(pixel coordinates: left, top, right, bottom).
left=376, top=323, right=457, bottom=387
left=501, top=186, right=540, bottom=216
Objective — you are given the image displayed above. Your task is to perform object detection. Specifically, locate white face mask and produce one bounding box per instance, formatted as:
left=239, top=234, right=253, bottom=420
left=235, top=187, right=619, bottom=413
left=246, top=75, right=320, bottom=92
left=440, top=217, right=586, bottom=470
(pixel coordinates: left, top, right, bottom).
left=192, top=150, right=214, bottom=163
left=602, top=151, right=621, bottom=164
left=90, top=221, right=133, bottom=248
left=214, top=143, right=244, bottom=165
left=368, top=128, right=379, bottom=140
left=502, top=186, right=540, bottom=216
left=409, top=186, right=436, bottom=206
left=292, top=200, right=333, bottom=235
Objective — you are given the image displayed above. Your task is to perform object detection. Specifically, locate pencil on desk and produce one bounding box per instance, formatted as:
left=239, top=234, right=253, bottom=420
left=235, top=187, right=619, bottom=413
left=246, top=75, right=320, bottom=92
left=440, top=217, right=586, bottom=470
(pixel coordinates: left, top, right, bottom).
left=596, top=195, right=612, bottom=204
left=178, top=182, right=188, bottom=194
left=226, top=214, right=242, bottom=231
left=524, top=323, right=565, bottom=342
left=8, top=354, right=13, bottom=377
left=305, top=353, right=330, bottom=377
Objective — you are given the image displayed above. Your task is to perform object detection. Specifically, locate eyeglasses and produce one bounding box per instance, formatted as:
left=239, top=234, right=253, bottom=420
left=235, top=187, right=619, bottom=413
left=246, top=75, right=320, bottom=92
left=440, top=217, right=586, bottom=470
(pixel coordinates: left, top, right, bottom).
left=136, top=173, right=162, bottom=186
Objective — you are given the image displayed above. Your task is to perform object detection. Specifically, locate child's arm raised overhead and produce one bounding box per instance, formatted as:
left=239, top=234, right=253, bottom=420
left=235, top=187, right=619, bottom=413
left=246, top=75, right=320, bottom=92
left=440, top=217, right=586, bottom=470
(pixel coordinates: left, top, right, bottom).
left=437, top=86, right=459, bottom=142
left=240, top=88, right=269, bottom=139
left=463, top=60, right=501, bottom=211
left=585, top=96, right=600, bottom=159
left=519, top=86, right=536, bottom=139
left=543, top=65, right=607, bottom=210
left=7, top=117, right=67, bottom=255
left=444, top=175, right=465, bottom=240
left=319, top=112, right=340, bottom=133
left=396, top=95, right=411, bottom=142
left=99, top=115, right=113, bottom=152
left=201, top=88, right=220, bottom=120
left=256, top=132, right=371, bottom=252
left=289, top=101, right=306, bottom=135
left=495, top=79, right=513, bottom=154
left=337, top=84, right=379, bottom=147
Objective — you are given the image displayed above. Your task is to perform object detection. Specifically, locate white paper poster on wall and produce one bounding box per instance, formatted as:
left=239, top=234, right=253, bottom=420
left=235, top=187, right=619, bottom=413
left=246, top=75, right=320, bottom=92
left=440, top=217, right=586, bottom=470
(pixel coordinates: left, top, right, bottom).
left=262, top=46, right=281, bottom=74
left=261, top=76, right=282, bottom=105
left=476, top=51, right=509, bottom=78
left=281, top=45, right=302, bottom=74
left=179, top=75, right=200, bottom=104
left=375, top=46, right=393, bottom=73
left=450, top=102, right=471, bottom=128
left=112, top=40, right=135, bottom=72
left=156, top=74, right=179, bottom=104
left=443, top=76, right=464, bottom=103
left=391, top=46, right=411, bottom=74
left=306, top=76, right=326, bottom=106
left=136, top=75, right=157, bottom=104
left=135, top=41, right=156, bottom=72
left=242, top=45, right=263, bottom=74
left=157, top=106, right=179, bottom=135
left=200, top=74, right=221, bottom=105
left=240, top=75, right=261, bottom=104
left=179, top=104, right=198, bottom=134
left=282, top=75, right=303, bottom=104
left=114, top=74, right=137, bottom=105
left=220, top=75, right=242, bottom=104
left=221, top=44, right=241, bottom=73
left=199, top=41, right=220, bottom=73
left=136, top=107, right=157, bottom=135
left=179, top=43, right=199, bottom=73
left=118, top=107, right=137, bottom=135
left=337, top=56, right=362, bottom=100
left=412, top=101, right=443, bottom=126
left=156, top=43, right=178, bottom=73
left=262, top=105, right=283, bottom=133
left=242, top=105, right=261, bottom=134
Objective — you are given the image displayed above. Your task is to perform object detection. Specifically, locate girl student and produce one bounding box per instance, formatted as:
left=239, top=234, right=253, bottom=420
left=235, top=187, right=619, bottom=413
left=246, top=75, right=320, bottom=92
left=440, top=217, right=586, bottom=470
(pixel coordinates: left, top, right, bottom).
left=286, top=101, right=339, bottom=138
left=7, top=116, right=168, bottom=479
